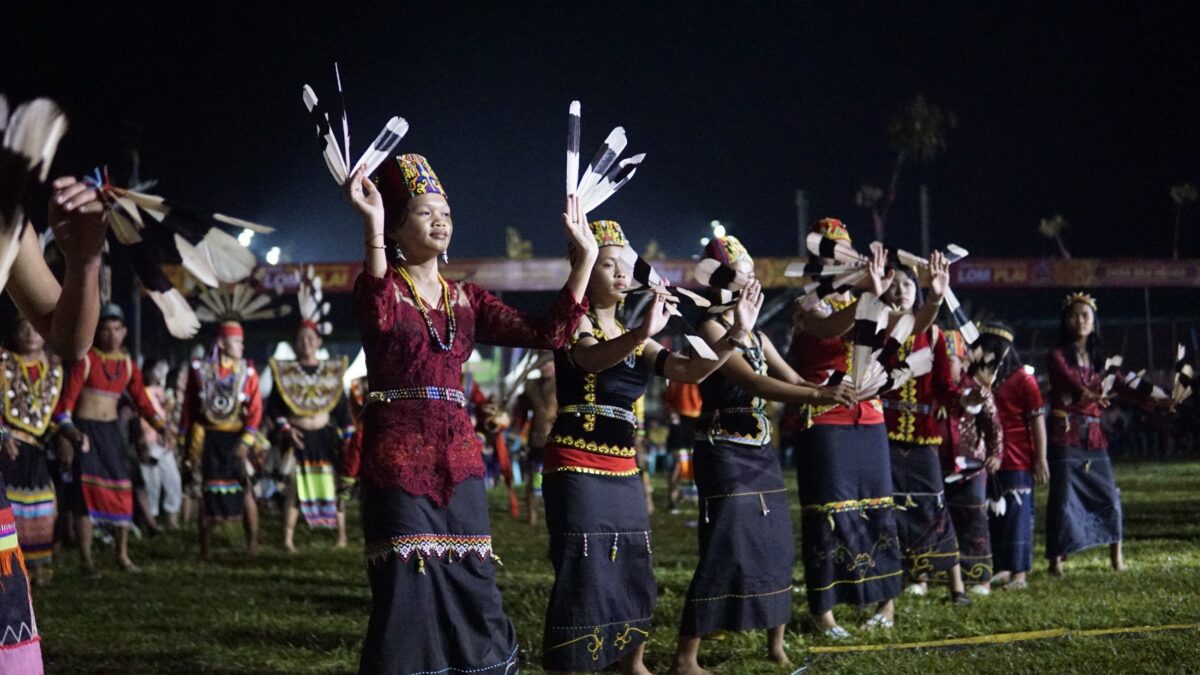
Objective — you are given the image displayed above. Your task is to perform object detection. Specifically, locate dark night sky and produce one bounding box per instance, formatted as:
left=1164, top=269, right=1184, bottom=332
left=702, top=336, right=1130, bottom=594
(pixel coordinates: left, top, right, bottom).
left=4, top=2, right=1199, bottom=264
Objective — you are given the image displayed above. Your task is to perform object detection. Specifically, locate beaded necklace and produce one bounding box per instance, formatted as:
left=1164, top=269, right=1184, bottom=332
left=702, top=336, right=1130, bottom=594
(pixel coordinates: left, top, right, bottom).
left=397, top=266, right=457, bottom=352
left=589, top=312, right=639, bottom=368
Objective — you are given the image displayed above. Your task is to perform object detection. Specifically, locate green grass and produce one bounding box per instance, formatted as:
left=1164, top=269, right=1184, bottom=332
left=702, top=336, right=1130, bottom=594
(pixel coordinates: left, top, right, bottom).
left=37, top=462, right=1200, bottom=673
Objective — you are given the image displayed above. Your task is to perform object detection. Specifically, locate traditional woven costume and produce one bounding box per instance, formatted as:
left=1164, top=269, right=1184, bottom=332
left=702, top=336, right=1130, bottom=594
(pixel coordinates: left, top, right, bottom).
left=1045, top=293, right=1129, bottom=561
left=940, top=331, right=1003, bottom=585
left=269, top=277, right=353, bottom=530
left=540, top=220, right=655, bottom=671
left=53, top=343, right=165, bottom=528
left=882, top=325, right=961, bottom=584
left=787, top=218, right=902, bottom=616
left=180, top=327, right=263, bottom=524
left=678, top=236, right=794, bottom=638
left=355, top=154, right=586, bottom=675
left=0, top=349, right=62, bottom=566
left=986, top=326, right=1045, bottom=575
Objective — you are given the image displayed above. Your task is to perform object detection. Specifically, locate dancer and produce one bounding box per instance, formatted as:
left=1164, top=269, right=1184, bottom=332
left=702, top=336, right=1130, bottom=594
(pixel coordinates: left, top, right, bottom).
left=879, top=262, right=973, bottom=603
left=1045, top=293, right=1168, bottom=576
left=268, top=315, right=353, bottom=551
left=181, top=320, right=263, bottom=560
left=982, top=323, right=1046, bottom=591
left=52, top=303, right=166, bottom=575
left=787, top=217, right=901, bottom=637
left=137, top=360, right=182, bottom=530
left=941, top=329, right=1003, bottom=594
left=345, top=154, right=595, bottom=674
left=0, top=317, right=63, bottom=584
left=663, top=380, right=702, bottom=513
left=512, top=354, right=555, bottom=525
left=541, top=220, right=762, bottom=674
left=2, top=95, right=108, bottom=672
left=671, top=235, right=848, bottom=674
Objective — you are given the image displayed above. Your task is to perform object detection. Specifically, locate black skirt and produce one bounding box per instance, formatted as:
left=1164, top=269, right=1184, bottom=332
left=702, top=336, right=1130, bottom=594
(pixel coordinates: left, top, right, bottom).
left=1046, top=445, right=1122, bottom=559
left=988, top=469, right=1034, bottom=573
left=542, top=471, right=655, bottom=671
left=359, top=478, right=517, bottom=675
left=679, top=439, right=793, bottom=637
left=945, top=471, right=992, bottom=584
left=889, top=443, right=959, bottom=582
left=200, top=428, right=248, bottom=523
left=794, top=423, right=902, bottom=616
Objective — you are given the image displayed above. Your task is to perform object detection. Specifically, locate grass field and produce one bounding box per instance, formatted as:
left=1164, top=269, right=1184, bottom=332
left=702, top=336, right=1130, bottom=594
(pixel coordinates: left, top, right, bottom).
left=36, top=461, right=1200, bottom=673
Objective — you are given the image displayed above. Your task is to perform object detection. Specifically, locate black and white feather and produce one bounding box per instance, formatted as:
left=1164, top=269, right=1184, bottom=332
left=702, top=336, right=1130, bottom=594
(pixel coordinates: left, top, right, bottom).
left=566, top=101, right=645, bottom=213
left=195, top=282, right=292, bottom=324
left=896, top=246, right=979, bottom=345
left=1, top=95, right=69, bottom=290
left=303, top=65, right=408, bottom=185
left=297, top=265, right=333, bottom=336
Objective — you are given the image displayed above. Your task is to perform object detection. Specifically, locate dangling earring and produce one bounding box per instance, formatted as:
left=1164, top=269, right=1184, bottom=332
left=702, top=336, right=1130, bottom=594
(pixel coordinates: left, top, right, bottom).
left=394, top=244, right=407, bottom=262
left=441, top=250, right=449, bottom=264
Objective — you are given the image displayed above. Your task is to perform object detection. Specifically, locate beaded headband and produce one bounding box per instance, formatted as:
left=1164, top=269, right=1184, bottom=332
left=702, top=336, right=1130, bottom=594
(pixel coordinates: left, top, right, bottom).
left=979, top=324, right=1014, bottom=343
left=944, top=329, right=967, bottom=358
left=589, top=220, right=628, bottom=248
left=1062, top=291, right=1097, bottom=312
left=811, top=217, right=852, bottom=243
left=702, top=235, right=751, bottom=265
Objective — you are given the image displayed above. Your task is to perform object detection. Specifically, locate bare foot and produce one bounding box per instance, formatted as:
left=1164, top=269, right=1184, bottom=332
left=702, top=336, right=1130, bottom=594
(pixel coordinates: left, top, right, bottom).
left=335, top=538, right=348, bottom=549
left=118, top=558, right=141, bottom=574
left=284, top=542, right=297, bottom=555
left=768, top=648, right=792, bottom=668
left=1049, top=557, right=1065, bottom=577
left=668, top=662, right=712, bottom=675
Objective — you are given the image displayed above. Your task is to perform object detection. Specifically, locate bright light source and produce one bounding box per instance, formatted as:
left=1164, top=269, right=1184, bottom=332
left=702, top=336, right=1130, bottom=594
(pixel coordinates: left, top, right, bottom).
left=712, top=223, right=727, bottom=238
left=265, top=246, right=281, bottom=265
left=710, top=220, right=720, bottom=227
left=700, top=237, right=710, bottom=246
left=1024, top=365, right=1036, bottom=375
left=238, top=229, right=255, bottom=247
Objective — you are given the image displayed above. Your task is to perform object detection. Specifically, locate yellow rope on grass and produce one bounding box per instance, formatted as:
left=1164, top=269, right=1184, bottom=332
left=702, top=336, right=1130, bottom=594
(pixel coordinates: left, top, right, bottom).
left=808, top=623, right=1200, bottom=654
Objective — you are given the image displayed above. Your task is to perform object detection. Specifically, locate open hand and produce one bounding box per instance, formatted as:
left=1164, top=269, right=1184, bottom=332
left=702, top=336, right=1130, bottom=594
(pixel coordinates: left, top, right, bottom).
left=346, top=166, right=385, bottom=230
left=928, top=250, right=950, bottom=300
left=562, top=194, right=598, bottom=265
left=867, top=242, right=894, bottom=297
left=732, top=280, right=764, bottom=335
left=637, top=293, right=671, bottom=340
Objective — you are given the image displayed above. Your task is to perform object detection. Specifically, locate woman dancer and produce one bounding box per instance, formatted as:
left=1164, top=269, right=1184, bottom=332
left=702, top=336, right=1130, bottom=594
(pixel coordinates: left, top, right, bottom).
left=1045, top=293, right=1168, bottom=576
left=879, top=265, right=971, bottom=603
left=541, top=221, right=762, bottom=674
left=671, top=235, right=848, bottom=674
left=982, top=323, right=1046, bottom=591
left=345, top=155, right=596, bottom=674
left=787, top=218, right=901, bottom=637
left=941, top=329, right=1003, bottom=594
left=0, top=317, right=63, bottom=585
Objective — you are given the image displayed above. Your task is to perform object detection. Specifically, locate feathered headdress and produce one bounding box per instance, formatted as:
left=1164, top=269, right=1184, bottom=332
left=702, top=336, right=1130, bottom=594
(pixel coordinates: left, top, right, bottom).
left=302, top=64, right=407, bottom=186
left=565, top=101, right=646, bottom=214
left=0, top=94, right=69, bottom=290
left=297, top=266, right=332, bottom=336
left=195, top=283, right=291, bottom=325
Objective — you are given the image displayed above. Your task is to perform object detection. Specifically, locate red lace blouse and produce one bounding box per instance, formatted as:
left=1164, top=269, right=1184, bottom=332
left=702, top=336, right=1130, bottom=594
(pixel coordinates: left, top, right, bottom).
left=353, top=269, right=586, bottom=505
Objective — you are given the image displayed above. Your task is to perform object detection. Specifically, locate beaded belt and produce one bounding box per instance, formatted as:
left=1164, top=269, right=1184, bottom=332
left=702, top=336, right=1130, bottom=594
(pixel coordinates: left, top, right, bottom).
left=882, top=400, right=932, bottom=415
left=368, top=387, right=466, bottom=407
left=559, top=404, right=638, bottom=426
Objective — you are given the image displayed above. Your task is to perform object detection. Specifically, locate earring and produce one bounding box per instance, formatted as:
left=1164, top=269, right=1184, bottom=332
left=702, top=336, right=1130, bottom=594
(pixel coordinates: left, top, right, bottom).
left=441, top=250, right=449, bottom=264
left=394, top=245, right=407, bottom=262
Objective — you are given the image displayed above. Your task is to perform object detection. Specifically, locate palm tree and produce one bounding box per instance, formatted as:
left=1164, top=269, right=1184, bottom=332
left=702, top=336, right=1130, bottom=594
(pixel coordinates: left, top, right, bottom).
left=1170, top=183, right=1198, bottom=259
left=506, top=227, right=532, bottom=259
left=868, top=95, right=957, bottom=242
left=1039, top=214, right=1072, bottom=259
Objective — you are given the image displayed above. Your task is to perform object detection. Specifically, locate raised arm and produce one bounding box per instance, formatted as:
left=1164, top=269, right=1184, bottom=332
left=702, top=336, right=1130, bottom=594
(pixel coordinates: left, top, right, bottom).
left=911, top=250, right=948, bottom=336
left=650, top=280, right=765, bottom=383
left=8, top=179, right=109, bottom=359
